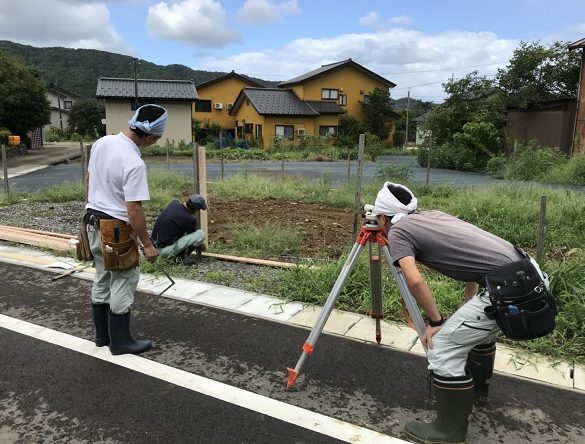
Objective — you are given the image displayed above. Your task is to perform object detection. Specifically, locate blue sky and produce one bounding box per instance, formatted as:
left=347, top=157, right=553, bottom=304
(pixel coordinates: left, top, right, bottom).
left=1, top=0, right=584, bottom=101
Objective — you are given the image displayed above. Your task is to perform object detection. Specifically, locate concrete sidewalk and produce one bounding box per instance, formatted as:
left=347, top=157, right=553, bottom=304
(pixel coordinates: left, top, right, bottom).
left=4, top=142, right=84, bottom=178
left=0, top=243, right=583, bottom=394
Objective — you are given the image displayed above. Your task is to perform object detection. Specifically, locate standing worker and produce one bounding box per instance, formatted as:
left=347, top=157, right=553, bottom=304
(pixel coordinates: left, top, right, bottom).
left=371, top=181, right=551, bottom=444
left=151, top=194, right=207, bottom=265
left=85, top=104, right=167, bottom=355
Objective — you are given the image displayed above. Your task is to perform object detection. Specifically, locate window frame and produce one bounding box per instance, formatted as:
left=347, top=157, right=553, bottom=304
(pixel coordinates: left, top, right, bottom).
left=338, top=94, right=347, bottom=106
left=319, top=125, right=338, bottom=136
left=321, top=88, right=339, bottom=100
left=195, top=99, right=212, bottom=113
left=275, top=124, right=294, bottom=140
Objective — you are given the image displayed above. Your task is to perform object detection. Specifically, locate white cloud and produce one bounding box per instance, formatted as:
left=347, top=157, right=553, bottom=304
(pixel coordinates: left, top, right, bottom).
left=359, top=11, right=379, bottom=27
left=147, top=0, right=239, bottom=47
left=237, top=0, right=300, bottom=25
left=196, top=28, right=518, bottom=101
left=0, top=0, right=126, bottom=52
left=386, top=15, right=414, bottom=26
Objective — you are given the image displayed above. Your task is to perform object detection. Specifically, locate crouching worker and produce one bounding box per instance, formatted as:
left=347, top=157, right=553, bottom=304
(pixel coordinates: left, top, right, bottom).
left=151, top=194, right=207, bottom=265
left=372, top=181, right=552, bottom=444
left=86, top=104, right=167, bottom=355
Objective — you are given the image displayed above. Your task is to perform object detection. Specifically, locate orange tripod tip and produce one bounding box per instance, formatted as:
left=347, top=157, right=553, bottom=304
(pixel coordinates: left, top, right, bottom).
left=286, top=368, right=298, bottom=389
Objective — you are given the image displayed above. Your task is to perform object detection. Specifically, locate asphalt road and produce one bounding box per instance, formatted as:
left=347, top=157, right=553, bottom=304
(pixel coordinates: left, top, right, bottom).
left=7, top=156, right=505, bottom=193
left=1, top=262, right=584, bottom=443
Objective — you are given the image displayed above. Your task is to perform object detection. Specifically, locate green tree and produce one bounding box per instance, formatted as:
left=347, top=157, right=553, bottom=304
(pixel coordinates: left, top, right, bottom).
left=68, top=98, right=105, bottom=138
left=361, top=87, right=399, bottom=142
left=497, top=41, right=581, bottom=108
left=0, top=51, right=50, bottom=137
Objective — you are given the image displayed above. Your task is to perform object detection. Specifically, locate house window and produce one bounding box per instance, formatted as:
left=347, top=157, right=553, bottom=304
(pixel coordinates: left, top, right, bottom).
left=275, top=125, right=294, bottom=140
left=244, top=123, right=253, bottom=134
left=195, top=99, right=212, bottom=112
left=338, top=94, right=347, bottom=106
left=255, top=124, right=262, bottom=139
left=319, top=125, right=338, bottom=136
left=236, top=126, right=243, bottom=138
left=64, top=100, right=73, bottom=110
left=321, top=89, right=339, bottom=100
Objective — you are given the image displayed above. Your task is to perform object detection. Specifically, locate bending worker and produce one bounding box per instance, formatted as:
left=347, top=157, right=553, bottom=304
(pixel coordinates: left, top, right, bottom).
left=371, top=181, right=548, bottom=444
left=86, top=104, right=167, bottom=355
left=151, top=194, right=207, bottom=265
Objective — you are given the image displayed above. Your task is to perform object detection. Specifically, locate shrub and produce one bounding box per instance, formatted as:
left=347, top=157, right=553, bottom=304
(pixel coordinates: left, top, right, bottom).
left=485, top=155, right=510, bottom=179
left=513, top=144, right=567, bottom=181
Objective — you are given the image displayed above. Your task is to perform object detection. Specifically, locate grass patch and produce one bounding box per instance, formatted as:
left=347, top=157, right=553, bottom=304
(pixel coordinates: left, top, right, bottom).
left=212, top=222, right=303, bottom=259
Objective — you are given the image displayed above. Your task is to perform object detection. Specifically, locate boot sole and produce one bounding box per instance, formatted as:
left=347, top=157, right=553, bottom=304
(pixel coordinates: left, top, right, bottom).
left=110, top=344, right=152, bottom=355
left=403, top=429, right=465, bottom=444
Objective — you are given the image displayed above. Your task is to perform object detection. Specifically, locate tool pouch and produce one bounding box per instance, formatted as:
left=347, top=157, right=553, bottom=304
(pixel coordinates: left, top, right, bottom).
left=99, top=219, right=139, bottom=271
left=75, top=218, right=94, bottom=262
left=484, top=258, right=557, bottom=340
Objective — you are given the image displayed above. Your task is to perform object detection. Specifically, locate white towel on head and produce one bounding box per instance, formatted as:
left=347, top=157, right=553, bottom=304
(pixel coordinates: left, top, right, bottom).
left=372, top=182, right=418, bottom=224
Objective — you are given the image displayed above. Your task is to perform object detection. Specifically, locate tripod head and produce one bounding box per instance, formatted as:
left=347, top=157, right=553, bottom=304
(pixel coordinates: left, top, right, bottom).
left=363, top=204, right=380, bottom=228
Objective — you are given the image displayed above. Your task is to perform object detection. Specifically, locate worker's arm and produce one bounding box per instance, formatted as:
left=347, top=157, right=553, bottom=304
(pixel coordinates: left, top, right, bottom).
left=398, top=256, right=442, bottom=348
left=127, top=201, right=157, bottom=262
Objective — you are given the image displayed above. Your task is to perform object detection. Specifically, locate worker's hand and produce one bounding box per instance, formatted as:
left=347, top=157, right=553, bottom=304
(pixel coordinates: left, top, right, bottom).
left=422, top=324, right=442, bottom=349
left=142, top=244, right=158, bottom=263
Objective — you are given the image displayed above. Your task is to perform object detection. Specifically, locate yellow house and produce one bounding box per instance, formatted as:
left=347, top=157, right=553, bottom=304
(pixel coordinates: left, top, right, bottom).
left=278, top=58, right=396, bottom=122
left=228, top=88, right=345, bottom=147
left=193, top=71, right=264, bottom=137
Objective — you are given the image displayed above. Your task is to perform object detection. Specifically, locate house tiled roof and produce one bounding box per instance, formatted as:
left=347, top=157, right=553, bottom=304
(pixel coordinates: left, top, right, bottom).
left=230, top=88, right=318, bottom=116
left=278, top=59, right=396, bottom=88
left=96, top=77, right=197, bottom=100
left=306, top=100, right=345, bottom=115
left=196, top=71, right=264, bottom=89
left=568, top=37, right=585, bottom=50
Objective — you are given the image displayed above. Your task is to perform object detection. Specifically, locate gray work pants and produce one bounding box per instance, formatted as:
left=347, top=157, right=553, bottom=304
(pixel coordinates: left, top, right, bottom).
left=87, top=224, right=139, bottom=314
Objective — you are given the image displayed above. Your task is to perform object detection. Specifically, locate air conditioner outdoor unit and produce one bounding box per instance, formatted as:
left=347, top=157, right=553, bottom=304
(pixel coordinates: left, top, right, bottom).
left=214, top=102, right=223, bottom=110
left=226, top=103, right=233, bottom=110
left=297, top=128, right=306, bottom=136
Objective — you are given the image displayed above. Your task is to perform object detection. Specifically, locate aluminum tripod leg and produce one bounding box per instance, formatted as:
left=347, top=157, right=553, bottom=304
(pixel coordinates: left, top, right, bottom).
left=286, top=241, right=365, bottom=388
left=380, top=245, right=427, bottom=350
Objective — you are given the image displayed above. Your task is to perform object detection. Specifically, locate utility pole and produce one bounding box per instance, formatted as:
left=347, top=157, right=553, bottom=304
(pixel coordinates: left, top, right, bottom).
left=403, top=88, right=411, bottom=148
left=132, top=59, right=139, bottom=109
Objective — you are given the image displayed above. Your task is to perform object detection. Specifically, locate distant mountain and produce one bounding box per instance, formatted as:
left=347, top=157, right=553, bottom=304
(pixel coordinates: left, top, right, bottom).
left=0, top=40, right=277, bottom=98
left=392, top=96, right=434, bottom=110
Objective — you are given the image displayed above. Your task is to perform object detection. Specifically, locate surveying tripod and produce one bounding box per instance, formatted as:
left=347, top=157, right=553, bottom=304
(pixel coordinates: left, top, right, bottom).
left=286, top=205, right=427, bottom=389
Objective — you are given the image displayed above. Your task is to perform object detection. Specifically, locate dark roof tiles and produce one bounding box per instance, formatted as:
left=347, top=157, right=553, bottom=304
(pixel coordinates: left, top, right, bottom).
left=239, top=88, right=318, bottom=116
left=96, top=77, right=197, bottom=100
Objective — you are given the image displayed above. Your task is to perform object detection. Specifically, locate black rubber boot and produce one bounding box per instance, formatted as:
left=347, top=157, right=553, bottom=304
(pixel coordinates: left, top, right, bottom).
left=108, top=311, right=152, bottom=355
left=404, top=373, right=474, bottom=444
left=91, top=302, right=110, bottom=347
left=180, top=245, right=198, bottom=265
left=466, top=342, right=496, bottom=406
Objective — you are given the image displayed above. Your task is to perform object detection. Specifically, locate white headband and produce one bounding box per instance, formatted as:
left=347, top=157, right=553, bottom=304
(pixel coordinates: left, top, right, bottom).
left=372, top=182, right=418, bottom=224
left=128, top=104, right=168, bottom=136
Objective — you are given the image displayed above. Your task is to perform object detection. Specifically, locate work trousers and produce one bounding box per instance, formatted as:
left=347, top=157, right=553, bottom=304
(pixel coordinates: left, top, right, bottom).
left=87, top=224, right=139, bottom=314
left=427, top=290, right=498, bottom=378
left=157, top=230, right=206, bottom=257
left=428, top=257, right=549, bottom=378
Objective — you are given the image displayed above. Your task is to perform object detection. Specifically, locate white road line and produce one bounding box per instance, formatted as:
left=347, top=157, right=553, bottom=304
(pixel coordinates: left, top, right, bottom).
left=0, top=314, right=410, bottom=444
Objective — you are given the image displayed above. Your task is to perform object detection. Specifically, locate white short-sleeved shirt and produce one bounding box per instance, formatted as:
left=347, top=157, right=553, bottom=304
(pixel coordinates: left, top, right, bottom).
left=86, top=132, right=150, bottom=222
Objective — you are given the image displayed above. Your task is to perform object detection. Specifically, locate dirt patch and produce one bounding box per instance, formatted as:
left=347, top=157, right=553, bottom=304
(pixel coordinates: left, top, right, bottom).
left=207, top=197, right=356, bottom=259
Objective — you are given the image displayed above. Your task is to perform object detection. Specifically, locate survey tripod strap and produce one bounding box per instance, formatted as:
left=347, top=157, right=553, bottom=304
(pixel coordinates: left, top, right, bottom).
left=286, top=227, right=427, bottom=389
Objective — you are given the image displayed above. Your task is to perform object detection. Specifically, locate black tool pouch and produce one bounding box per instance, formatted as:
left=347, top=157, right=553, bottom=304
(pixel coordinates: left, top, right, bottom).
left=484, top=257, right=557, bottom=340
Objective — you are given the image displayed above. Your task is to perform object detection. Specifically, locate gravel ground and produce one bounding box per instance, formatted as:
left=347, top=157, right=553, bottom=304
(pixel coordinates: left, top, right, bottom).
left=0, top=201, right=285, bottom=297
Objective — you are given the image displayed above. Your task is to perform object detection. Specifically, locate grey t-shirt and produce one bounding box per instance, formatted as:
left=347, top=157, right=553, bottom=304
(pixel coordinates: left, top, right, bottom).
left=389, top=210, right=522, bottom=282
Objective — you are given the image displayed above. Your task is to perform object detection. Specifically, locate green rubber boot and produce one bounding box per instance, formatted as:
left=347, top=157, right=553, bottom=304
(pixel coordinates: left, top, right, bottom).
left=404, top=373, right=474, bottom=444
left=466, top=342, right=496, bottom=406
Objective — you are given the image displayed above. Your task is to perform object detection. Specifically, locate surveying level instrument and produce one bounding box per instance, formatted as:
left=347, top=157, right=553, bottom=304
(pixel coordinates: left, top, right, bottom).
left=286, top=204, right=427, bottom=389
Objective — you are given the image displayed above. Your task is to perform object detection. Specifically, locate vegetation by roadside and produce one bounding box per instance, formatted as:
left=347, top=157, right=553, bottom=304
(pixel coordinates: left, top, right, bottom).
left=1, top=170, right=584, bottom=365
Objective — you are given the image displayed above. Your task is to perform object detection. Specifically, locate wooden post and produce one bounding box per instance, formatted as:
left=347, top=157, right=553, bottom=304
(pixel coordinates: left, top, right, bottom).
left=347, top=149, right=351, bottom=183
left=281, top=138, right=285, bottom=175
left=166, top=139, right=170, bottom=170
left=197, top=145, right=208, bottom=249
left=426, top=141, right=432, bottom=186
left=220, top=132, right=224, bottom=181
left=352, top=134, right=366, bottom=237
left=1, top=144, right=8, bottom=196
left=536, top=195, right=547, bottom=262
left=80, top=140, right=86, bottom=187
left=192, top=142, right=199, bottom=194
